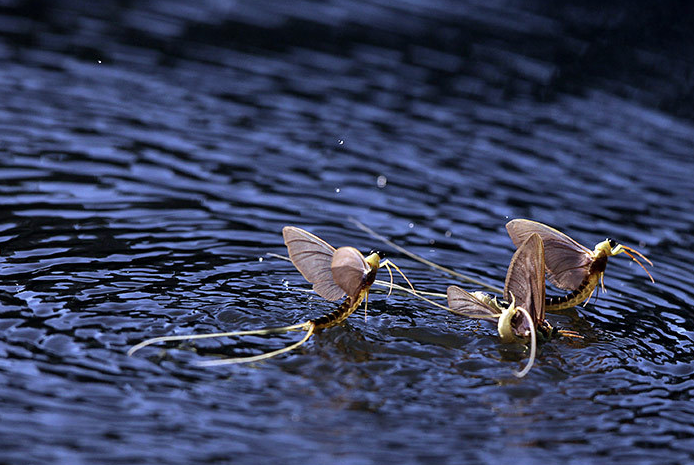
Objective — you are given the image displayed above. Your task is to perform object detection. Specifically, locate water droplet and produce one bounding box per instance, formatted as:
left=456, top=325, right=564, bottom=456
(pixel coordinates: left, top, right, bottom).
left=376, top=175, right=387, bottom=188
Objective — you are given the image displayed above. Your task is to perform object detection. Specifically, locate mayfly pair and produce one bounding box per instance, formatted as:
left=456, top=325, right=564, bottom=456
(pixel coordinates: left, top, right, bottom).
left=446, top=219, right=653, bottom=376
left=129, top=219, right=653, bottom=374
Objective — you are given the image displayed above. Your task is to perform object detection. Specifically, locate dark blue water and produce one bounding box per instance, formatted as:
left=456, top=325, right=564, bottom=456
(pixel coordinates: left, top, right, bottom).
left=1, top=1, right=693, bottom=463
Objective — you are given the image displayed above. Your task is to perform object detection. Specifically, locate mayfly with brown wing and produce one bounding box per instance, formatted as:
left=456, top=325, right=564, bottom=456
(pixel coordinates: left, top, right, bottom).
left=506, top=219, right=653, bottom=310
left=128, top=226, right=416, bottom=366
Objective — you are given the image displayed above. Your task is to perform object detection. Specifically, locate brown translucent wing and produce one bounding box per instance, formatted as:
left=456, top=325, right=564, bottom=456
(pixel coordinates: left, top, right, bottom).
left=282, top=226, right=345, bottom=301
left=506, top=219, right=593, bottom=290
left=504, top=233, right=546, bottom=325
left=447, top=286, right=500, bottom=319
left=331, top=246, right=371, bottom=299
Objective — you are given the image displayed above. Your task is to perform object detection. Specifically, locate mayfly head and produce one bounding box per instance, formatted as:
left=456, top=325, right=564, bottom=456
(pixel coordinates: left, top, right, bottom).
left=497, top=292, right=517, bottom=343
left=600, top=238, right=654, bottom=283
left=364, top=251, right=382, bottom=270
left=592, top=239, right=613, bottom=258
left=369, top=249, right=385, bottom=260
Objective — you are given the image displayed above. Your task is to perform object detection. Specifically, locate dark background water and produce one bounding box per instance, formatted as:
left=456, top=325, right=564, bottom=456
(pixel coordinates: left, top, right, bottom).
left=1, top=1, right=693, bottom=463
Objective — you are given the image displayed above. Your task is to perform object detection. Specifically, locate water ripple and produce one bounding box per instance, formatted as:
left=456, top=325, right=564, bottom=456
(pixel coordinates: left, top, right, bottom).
left=0, top=0, right=693, bottom=464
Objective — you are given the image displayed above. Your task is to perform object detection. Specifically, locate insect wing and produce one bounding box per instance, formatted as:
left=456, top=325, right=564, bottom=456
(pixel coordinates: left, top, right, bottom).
left=282, top=226, right=345, bottom=301
left=506, top=219, right=592, bottom=290
left=504, top=233, right=546, bottom=325
left=331, top=246, right=371, bottom=299
left=447, top=286, right=500, bottom=319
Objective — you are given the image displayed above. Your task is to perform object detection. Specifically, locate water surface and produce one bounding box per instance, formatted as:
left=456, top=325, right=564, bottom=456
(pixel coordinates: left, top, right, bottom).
left=1, top=1, right=693, bottom=464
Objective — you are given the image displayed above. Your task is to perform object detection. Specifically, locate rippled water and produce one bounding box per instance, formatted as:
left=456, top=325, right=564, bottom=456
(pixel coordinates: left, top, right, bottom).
left=1, top=1, right=694, bottom=463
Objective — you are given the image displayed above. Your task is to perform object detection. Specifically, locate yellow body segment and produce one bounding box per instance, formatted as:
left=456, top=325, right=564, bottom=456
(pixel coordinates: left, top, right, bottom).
left=546, top=273, right=600, bottom=311
left=311, top=289, right=368, bottom=330
left=497, top=306, right=517, bottom=343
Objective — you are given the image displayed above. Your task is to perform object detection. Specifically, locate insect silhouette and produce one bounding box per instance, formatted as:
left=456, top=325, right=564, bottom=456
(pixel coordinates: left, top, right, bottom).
left=447, top=233, right=554, bottom=377
left=506, top=219, right=654, bottom=310
left=128, top=226, right=414, bottom=366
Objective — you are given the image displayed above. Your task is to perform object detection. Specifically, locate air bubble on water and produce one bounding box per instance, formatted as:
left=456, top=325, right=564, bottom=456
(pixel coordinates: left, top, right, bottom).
left=429, top=239, right=435, bottom=245
left=445, top=230, right=452, bottom=237
left=377, top=175, right=387, bottom=188
left=408, top=222, right=414, bottom=229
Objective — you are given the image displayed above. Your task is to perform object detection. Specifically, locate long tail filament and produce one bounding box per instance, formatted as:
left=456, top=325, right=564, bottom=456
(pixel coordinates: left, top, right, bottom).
left=513, top=307, right=537, bottom=378
left=197, top=324, right=315, bottom=366
left=127, top=321, right=314, bottom=365
left=350, top=218, right=503, bottom=294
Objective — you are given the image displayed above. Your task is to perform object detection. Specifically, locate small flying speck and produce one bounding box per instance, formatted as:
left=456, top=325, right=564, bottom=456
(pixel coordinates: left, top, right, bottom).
left=338, top=139, right=344, bottom=145
left=408, top=222, right=414, bottom=229
left=335, top=188, right=341, bottom=193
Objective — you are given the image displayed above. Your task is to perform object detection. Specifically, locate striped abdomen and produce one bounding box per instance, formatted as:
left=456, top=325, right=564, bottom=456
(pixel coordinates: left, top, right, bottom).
left=310, top=262, right=377, bottom=331
left=311, top=292, right=366, bottom=330
left=546, top=273, right=600, bottom=311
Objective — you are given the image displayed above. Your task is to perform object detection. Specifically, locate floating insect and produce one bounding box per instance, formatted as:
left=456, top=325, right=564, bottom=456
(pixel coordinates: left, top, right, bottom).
left=447, top=233, right=554, bottom=377
left=506, top=219, right=654, bottom=311
left=128, top=226, right=415, bottom=366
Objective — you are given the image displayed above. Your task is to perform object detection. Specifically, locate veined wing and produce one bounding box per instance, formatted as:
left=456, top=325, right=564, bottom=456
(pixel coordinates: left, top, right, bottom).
left=331, top=246, right=371, bottom=299
left=504, top=233, right=546, bottom=325
left=282, top=226, right=345, bottom=301
left=447, top=286, right=500, bottom=319
left=506, top=219, right=592, bottom=290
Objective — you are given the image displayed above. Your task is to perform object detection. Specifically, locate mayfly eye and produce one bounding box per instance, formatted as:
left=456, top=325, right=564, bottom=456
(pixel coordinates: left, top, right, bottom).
left=369, top=249, right=385, bottom=259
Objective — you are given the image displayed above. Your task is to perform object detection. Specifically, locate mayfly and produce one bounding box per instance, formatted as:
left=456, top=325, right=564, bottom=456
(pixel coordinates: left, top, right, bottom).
left=128, top=226, right=415, bottom=366
left=446, top=233, right=553, bottom=377
left=506, top=219, right=654, bottom=311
